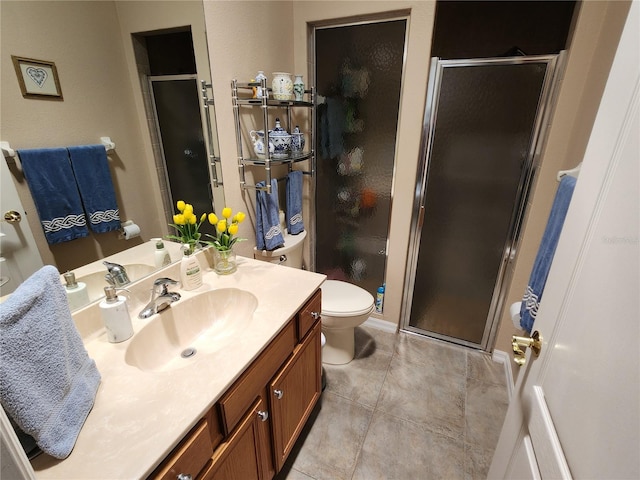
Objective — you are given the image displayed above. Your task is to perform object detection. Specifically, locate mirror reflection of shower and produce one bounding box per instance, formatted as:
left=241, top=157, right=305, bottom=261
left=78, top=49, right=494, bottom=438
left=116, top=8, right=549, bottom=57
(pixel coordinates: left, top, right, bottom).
left=134, top=29, right=223, bottom=234
left=314, top=18, right=407, bottom=301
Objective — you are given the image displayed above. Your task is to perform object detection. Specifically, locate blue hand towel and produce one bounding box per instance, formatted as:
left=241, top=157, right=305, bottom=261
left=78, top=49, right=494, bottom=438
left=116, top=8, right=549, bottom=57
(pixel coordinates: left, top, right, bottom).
left=0, top=265, right=101, bottom=459
left=67, top=145, right=121, bottom=233
left=256, top=179, right=284, bottom=251
left=18, top=148, right=89, bottom=244
left=520, top=175, right=577, bottom=333
left=286, top=171, right=305, bottom=235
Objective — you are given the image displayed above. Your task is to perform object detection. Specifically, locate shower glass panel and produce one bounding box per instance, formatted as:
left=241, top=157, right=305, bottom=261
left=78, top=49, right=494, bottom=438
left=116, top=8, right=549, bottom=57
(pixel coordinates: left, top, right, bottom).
left=150, top=77, right=215, bottom=235
left=314, top=19, right=406, bottom=298
left=407, top=58, right=555, bottom=348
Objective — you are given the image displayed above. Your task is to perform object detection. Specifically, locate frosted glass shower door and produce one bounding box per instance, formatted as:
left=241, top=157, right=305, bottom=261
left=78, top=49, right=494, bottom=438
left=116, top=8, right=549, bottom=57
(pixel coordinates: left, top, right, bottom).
left=314, top=19, right=407, bottom=299
left=405, top=56, right=560, bottom=349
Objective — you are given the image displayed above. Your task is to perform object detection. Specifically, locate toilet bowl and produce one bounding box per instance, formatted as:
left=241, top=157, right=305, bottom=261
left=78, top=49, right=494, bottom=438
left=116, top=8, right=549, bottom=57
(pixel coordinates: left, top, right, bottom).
left=253, top=231, right=374, bottom=365
left=319, top=280, right=374, bottom=365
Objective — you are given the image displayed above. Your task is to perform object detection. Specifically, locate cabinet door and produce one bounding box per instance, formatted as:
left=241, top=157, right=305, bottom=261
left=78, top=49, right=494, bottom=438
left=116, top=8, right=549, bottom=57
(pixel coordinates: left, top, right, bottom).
left=202, top=397, right=272, bottom=480
left=270, top=321, right=322, bottom=472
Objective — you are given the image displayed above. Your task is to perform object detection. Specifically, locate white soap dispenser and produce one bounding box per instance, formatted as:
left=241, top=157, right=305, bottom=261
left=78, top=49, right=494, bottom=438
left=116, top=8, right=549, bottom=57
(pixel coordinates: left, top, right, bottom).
left=154, top=239, right=171, bottom=268
left=63, top=271, right=90, bottom=310
left=180, top=244, right=202, bottom=291
left=99, top=286, right=133, bottom=343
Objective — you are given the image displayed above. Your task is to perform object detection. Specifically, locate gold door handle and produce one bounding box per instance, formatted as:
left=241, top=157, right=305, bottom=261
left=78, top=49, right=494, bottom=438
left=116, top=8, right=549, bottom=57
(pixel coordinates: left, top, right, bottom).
left=512, top=330, right=542, bottom=366
left=3, top=211, right=21, bottom=223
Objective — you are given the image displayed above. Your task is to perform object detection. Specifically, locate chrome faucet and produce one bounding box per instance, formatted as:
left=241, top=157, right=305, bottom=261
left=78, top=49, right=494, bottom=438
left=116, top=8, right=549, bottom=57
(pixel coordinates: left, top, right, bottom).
left=104, top=261, right=130, bottom=287
left=138, top=277, right=181, bottom=319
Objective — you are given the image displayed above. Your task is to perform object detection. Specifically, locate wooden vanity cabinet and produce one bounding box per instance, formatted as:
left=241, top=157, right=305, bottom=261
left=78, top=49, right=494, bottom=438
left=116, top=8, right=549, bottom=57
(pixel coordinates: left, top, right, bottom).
left=149, top=290, right=322, bottom=480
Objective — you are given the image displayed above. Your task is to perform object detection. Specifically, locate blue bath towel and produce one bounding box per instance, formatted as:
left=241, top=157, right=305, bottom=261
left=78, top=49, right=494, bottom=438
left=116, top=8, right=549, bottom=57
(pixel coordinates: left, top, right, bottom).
left=256, top=179, right=284, bottom=251
left=286, top=171, right=305, bottom=235
left=520, top=175, right=577, bottom=333
left=18, top=148, right=89, bottom=244
left=0, top=265, right=101, bottom=459
left=67, top=145, right=121, bottom=233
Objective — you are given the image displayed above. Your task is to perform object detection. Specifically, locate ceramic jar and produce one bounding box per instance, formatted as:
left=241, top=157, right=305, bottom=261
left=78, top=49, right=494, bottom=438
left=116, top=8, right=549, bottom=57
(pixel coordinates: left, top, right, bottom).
left=272, top=72, right=293, bottom=100
left=270, top=118, right=291, bottom=158
left=293, top=75, right=305, bottom=101
left=250, top=130, right=275, bottom=158
left=291, top=126, right=305, bottom=155
left=255, top=71, right=267, bottom=98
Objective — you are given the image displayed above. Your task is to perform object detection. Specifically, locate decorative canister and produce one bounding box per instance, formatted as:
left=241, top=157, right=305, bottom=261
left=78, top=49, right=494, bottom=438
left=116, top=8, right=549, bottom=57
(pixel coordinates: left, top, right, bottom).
left=255, top=71, right=267, bottom=98
left=293, top=74, right=305, bottom=101
left=272, top=72, right=293, bottom=100
left=270, top=118, right=291, bottom=158
left=291, top=125, right=305, bottom=155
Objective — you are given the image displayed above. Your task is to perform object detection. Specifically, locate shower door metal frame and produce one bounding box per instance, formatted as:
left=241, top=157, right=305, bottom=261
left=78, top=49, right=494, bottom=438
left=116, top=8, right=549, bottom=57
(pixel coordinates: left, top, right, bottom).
left=309, top=11, right=410, bottom=275
left=400, top=53, right=566, bottom=351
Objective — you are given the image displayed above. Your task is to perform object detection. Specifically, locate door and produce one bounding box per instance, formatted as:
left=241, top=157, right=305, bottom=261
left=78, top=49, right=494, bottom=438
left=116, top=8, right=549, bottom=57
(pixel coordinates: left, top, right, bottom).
left=0, top=156, right=43, bottom=297
left=489, top=4, right=639, bottom=478
left=402, top=55, right=562, bottom=350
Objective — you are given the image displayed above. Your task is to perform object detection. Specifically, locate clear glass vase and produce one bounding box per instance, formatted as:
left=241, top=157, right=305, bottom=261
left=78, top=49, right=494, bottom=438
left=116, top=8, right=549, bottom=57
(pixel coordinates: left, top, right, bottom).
left=214, top=248, right=237, bottom=275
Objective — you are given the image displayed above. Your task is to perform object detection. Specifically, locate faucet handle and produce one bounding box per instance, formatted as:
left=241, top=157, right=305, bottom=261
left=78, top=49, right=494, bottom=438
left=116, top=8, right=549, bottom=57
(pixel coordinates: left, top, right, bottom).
left=152, top=277, right=178, bottom=294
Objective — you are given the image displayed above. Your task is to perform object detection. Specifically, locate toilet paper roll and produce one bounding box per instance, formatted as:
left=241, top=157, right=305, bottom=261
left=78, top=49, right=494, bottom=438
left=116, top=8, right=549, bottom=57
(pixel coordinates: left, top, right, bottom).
left=510, top=302, right=522, bottom=330
left=122, top=223, right=140, bottom=240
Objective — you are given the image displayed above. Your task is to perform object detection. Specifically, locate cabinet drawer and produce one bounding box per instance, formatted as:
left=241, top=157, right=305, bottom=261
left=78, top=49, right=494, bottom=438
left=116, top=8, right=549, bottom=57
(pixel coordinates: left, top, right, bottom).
left=218, top=320, right=296, bottom=435
left=150, top=419, right=213, bottom=480
left=297, top=289, right=321, bottom=341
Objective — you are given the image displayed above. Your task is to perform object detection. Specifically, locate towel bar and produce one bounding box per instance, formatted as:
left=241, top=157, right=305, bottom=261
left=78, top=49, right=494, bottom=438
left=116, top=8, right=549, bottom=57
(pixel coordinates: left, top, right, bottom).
left=2, top=138, right=115, bottom=169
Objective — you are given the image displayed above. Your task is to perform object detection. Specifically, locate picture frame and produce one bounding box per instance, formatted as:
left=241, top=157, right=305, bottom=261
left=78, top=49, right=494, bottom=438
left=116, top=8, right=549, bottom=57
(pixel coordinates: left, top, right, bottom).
left=11, top=55, right=63, bottom=99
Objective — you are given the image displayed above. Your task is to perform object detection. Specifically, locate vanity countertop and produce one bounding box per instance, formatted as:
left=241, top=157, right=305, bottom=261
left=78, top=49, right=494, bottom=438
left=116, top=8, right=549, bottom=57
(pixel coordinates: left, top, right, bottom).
left=31, top=255, right=325, bottom=479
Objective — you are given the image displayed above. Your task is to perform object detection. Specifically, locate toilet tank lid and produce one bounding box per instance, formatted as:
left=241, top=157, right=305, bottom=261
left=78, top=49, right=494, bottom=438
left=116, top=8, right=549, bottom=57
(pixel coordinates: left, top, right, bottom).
left=320, top=280, right=375, bottom=316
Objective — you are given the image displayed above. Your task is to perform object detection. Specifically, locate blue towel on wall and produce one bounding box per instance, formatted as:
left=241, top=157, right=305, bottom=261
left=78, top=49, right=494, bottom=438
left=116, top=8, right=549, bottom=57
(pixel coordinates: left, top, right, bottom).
left=18, top=148, right=89, bottom=244
left=520, top=175, right=577, bottom=333
left=256, top=179, right=284, bottom=251
left=67, top=145, right=121, bottom=233
left=286, top=171, right=305, bottom=235
left=0, top=265, right=101, bottom=459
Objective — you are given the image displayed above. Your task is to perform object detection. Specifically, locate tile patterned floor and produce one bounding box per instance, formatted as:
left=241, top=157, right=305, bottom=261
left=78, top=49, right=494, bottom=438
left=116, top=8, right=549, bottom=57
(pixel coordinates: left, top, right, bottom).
left=276, top=326, right=509, bottom=480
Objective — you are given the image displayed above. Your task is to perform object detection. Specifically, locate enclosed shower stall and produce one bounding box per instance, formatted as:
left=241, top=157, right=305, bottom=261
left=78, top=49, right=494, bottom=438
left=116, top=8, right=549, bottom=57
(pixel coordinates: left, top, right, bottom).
left=313, top=17, right=407, bottom=301
left=401, top=55, right=564, bottom=350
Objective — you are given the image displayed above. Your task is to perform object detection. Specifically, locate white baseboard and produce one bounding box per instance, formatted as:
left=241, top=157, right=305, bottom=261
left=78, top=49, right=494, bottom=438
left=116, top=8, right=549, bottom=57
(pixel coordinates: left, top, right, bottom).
left=363, top=317, right=397, bottom=334
left=492, top=349, right=515, bottom=400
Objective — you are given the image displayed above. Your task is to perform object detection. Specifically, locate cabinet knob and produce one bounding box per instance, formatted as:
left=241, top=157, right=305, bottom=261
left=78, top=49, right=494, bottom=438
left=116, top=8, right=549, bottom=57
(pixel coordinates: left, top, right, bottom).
left=257, top=410, right=269, bottom=422
left=274, top=389, right=284, bottom=399
left=310, top=311, right=320, bottom=320
left=176, top=474, right=192, bottom=480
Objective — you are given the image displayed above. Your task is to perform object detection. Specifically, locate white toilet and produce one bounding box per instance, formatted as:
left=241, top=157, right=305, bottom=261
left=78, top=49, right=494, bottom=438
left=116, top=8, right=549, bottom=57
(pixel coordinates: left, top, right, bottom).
left=254, top=230, right=374, bottom=365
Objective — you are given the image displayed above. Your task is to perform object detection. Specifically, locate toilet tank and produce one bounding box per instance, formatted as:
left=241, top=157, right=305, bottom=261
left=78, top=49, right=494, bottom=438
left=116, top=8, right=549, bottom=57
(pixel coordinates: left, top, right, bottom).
left=253, top=230, right=307, bottom=269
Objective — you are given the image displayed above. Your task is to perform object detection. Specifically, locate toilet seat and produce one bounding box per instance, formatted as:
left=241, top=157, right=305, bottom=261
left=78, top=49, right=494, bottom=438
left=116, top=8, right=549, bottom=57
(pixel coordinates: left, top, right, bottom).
left=320, top=280, right=374, bottom=317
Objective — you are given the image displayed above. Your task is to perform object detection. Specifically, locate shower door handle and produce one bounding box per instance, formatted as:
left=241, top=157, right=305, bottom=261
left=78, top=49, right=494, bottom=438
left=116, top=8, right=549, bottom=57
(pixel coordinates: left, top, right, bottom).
left=418, top=205, right=425, bottom=229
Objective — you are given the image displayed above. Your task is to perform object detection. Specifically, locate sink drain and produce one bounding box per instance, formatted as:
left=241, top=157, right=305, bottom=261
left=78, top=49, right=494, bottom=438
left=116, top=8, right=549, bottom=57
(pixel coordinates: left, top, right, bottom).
left=181, top=347, right=197, bottom=358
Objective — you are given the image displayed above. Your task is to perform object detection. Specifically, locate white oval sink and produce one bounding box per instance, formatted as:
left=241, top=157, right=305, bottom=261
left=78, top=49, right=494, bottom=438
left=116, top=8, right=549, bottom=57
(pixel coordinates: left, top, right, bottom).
left=125, top=288, right=258, bottom=372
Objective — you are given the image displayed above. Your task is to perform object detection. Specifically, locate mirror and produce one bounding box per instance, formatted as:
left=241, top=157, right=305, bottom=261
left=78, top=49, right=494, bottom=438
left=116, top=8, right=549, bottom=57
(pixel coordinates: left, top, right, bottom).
left=0, top=1, right=224, bottom=310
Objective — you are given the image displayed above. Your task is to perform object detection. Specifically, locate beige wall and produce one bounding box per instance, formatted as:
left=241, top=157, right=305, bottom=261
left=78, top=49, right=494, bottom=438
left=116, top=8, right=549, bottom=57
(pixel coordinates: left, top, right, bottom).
left=1, top=1, right=161, bottom=271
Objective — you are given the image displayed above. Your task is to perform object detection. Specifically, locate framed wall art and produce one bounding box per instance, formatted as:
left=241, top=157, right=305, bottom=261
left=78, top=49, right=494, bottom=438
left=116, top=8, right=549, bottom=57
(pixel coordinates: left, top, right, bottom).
left=11, top=56, right=63, bottom=99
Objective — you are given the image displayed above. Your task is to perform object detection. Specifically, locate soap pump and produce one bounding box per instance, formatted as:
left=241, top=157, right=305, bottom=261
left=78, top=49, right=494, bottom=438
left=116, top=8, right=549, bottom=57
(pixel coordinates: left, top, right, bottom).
left=63, top=271, right=90, bottom=311
left=180, top=244, right=202, bottom=291
left=99, top=286, right=133, bottom=343
left=154, top=239, right=171, bottom=268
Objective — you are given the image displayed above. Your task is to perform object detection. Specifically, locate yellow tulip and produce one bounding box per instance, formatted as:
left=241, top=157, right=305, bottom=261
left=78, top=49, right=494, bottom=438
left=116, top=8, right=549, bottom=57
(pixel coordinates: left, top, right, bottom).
left=176, top=200, right=185, bottom=212
left=200, top=213, right=207, bottom=222
left=229, top=224, right=238, bottom=235
left=222, top=207, right=232, bottom=219
left=217, top=220, right=227, bottom=233
left=208, top=213, right=218, bottom=225
left=183, top=203, right=194, bottom=216
left=188, top=213, right=197, bottom=225
left=173, top=214, right=185, bottom=225
left=236, top=211, right=246, bottom=223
